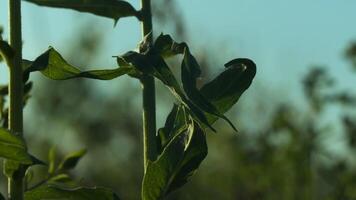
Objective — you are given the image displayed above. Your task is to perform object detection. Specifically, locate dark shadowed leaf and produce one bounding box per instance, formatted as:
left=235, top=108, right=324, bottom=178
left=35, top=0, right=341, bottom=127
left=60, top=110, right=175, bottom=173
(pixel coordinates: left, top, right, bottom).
left=0, top=128, right=32, bottom=164
left=143, top=122, right=207, bottom=200
left=182, top=48, right=237, bottom=131
left=24, top=0, right=138, bottom=24
left=25, top=184, right=120, bottom=200
left=0, top=40, right=14, bottom=63
left=154, top=34, right=186, bottom=58
left=200, top=58, right=256, bottom=124
left=24, top=47, right=132, bottom=81
left=57, top=149, right=86, bottom=172
left=118, top=50, right=216, bottom=131
left=0, top=192, right=5, bottom=200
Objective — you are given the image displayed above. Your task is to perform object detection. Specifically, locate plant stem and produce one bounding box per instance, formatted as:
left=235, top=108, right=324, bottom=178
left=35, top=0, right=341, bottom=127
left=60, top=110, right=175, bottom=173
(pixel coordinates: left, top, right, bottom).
left=8, top=0, right=25, bottom=199
left=140, top=0, right=157, bottom=172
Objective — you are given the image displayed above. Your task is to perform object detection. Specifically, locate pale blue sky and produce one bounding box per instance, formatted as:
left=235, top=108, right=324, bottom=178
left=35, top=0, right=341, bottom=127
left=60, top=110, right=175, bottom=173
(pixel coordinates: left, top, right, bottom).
left=1, top=0, right=356, bottom=98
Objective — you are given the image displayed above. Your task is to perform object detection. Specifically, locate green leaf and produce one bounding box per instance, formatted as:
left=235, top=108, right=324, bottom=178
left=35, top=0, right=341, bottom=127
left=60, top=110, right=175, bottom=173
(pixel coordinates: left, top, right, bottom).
left=143, top=122, right=207, bottom=200
left=25, top=184, right=120, bottom=200
left=57, top=149, right=86, bottom=172
left=24, top=47, right=132, bottom=81
left=48, top=146, right=57, bottom=175
left=0, top=128, right=32, bottom=164
left=200, top=58, right=256, bottom=124
left=181, top=48, right=237, bottom=131
left=24, top=0, right=138, bottom=24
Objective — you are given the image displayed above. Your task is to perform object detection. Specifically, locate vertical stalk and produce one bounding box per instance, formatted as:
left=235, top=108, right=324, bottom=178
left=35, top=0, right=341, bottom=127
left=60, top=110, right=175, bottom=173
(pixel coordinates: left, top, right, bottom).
left=8, top=0, right=25, bottom=199
left=140, top=0, right=157, bottom=171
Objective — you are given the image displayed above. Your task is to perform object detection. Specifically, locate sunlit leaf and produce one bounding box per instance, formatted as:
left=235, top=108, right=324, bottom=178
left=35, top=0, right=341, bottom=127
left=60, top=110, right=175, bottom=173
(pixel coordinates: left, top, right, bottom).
left=24, top=0, right=139, bottom=24
left=143, top=122, right=207, bottom=200
left=25, top=184, right=120, bottom=200
left=182, top=48, right=237, bottom=131
left=57, top=149, right=86, bottom=172
left=200, top=58, right=256, bottom=124
left=0, top=128, right=32, bottom=164
left=24, top=47, right=133, bottom=81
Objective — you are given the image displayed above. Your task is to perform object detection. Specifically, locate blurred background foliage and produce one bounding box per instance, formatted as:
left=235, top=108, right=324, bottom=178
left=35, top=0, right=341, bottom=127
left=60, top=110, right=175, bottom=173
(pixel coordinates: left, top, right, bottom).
left=1, top=0, right=356, bottom=199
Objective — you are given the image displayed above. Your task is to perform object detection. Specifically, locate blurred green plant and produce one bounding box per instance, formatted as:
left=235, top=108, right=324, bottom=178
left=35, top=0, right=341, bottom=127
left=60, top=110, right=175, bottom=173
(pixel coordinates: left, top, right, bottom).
left=0, top=0, right=255, bottom=199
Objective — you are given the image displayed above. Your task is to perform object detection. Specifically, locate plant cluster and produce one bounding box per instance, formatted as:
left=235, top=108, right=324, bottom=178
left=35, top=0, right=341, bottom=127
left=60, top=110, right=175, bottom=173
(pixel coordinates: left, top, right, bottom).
left=0, top=0, right=256, bottom=199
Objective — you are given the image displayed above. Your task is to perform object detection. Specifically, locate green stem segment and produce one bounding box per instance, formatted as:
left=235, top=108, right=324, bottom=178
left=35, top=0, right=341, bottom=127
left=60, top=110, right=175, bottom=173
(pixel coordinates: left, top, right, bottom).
left=140, top=0, right=157, bottom=171
left=8, top=0, right=25, bottom=199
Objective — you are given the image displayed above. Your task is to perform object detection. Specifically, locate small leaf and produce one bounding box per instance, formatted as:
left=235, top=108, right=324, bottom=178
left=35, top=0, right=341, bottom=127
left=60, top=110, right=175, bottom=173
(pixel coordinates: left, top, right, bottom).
left=0, top=40, right=14, bottom=62
left=24, top=47, right=133, bottom=81
left=57, top=149, right=87, bottom=172
left=47, top=174, right=80, bottom=190
left=25, top=184, right=120, bottom=200
left=181, top=48, right=237, bottom=131
left=153, top=34, right=186, bottom=58
left=0, top=128, right=32, bottom=164
left=200, top=58, right=256, bottom=124
left=143, top=122, right=207, bottom=200
left=24, top=0, right=138, bottom=24
left=48, top=146, right=57, bottom=175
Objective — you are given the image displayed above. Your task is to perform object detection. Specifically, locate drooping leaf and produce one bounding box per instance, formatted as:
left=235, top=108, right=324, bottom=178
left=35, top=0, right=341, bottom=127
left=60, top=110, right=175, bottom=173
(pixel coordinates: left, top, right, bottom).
left=57, top=149, right=87, bottom=172
left=142, top=122, right=207, bottom=200
left=24, top=0, right=138, bottom=24
left=25, top=184, right=120, bottom=200
left=0, top=128, right=32, bottom=164
left=200, top=58, right=256, bottom=124
left=24, top=47, right=133, bottom=81
left=118, top=50, right=216, bottom=131
left=181, top=48, right=237, bottom=131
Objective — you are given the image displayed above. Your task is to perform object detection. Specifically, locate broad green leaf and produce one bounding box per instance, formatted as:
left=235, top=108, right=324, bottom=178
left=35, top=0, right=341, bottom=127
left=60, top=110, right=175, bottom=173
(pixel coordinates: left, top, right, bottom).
left=181, top=48, right=237, bottom=131
left=57, top=149, right=86, bottom=172
left=118, top=50, right=216, bottom=131
left=24, top=47, right=132, bottom=81
left=200, top=58, right=256, bottom=124
left=143, top=122, right=207, bottom=200
left=25, top=184, right=120, bottom=200
left=0, top=128, right=32, bottom=164
left=24, top=0, right=138, bottom=24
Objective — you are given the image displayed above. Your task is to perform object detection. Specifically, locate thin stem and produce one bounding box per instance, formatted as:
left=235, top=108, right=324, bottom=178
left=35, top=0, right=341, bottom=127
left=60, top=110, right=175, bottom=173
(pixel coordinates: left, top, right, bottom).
left=140, top=0, right=157, bottom=172
left=8, top=0, right=25, bottom=199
